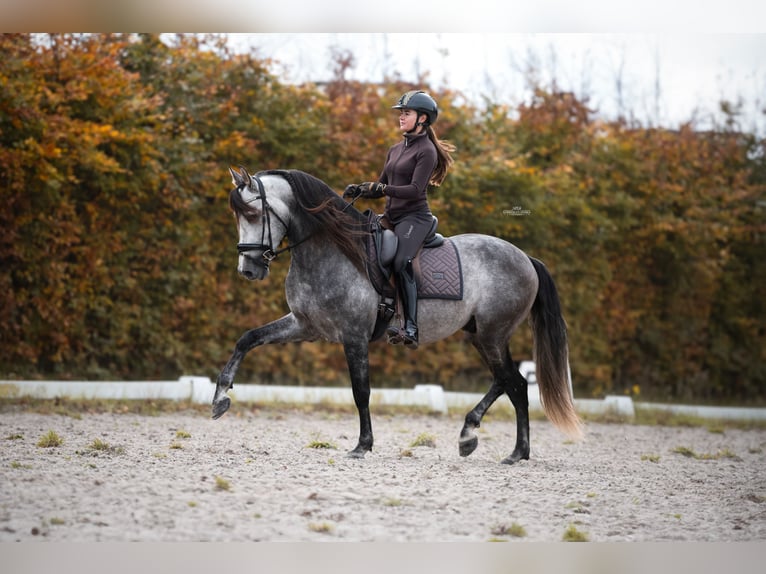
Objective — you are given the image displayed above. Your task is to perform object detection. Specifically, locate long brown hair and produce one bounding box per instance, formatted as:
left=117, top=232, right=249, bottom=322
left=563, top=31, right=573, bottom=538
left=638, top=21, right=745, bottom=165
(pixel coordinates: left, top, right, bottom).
left=425, top=125, right=455, bottom=187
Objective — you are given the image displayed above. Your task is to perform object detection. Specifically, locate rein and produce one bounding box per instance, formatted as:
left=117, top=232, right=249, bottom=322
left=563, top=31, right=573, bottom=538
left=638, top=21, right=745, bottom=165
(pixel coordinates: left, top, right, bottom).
left=236, top=175, right=311, bottom=266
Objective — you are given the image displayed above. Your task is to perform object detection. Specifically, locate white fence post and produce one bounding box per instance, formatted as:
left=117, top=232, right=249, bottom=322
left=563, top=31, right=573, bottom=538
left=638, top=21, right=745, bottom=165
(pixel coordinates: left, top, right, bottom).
left=181, top=376, right=215, bottom=404
left=413, top=384, right=448, bottom=414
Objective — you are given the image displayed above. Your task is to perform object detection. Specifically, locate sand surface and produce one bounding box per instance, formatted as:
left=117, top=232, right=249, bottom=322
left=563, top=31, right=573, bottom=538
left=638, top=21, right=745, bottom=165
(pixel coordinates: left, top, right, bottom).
left=1, top=407, right=765, bottom=542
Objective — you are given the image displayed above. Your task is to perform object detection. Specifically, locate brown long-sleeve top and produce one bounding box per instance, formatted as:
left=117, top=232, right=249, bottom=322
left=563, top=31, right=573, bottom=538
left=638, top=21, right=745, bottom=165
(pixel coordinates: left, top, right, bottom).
left=378, top=131, right=437, bottom=224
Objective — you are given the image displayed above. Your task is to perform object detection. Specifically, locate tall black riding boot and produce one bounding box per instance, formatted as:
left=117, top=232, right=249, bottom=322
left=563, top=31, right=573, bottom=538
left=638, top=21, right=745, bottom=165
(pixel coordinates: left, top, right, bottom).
left=397, top=262, right=419, bottom=349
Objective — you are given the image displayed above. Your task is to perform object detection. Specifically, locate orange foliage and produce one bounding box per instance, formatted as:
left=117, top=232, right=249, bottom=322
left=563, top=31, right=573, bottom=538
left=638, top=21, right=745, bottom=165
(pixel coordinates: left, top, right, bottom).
left=1, top=34, right=763, bottom=403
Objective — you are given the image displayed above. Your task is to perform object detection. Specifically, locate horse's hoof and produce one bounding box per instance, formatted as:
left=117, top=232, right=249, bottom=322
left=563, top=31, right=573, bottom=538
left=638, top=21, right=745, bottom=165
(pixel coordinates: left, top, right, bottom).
left=346, top=448, right=367, bottom=459
left=459, top=435, right=478, bottom=457
left=500, top=451, right=529, bottom=465
left=211, top=396, right=231, bottom=420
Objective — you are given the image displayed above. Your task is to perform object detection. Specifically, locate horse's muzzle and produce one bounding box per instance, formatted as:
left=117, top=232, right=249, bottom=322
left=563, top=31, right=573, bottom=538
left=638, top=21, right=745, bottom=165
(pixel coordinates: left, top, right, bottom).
left=239, top=255, right=270, bottom=281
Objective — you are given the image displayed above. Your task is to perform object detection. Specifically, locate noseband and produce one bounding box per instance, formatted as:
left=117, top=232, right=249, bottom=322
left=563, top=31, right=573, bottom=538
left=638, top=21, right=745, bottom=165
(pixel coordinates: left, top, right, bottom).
left=236, top=175, right=308, bottom=267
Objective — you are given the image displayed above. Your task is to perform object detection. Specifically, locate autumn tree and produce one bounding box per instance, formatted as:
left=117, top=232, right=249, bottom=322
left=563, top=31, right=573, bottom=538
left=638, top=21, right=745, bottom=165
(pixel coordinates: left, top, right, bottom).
left=1, top=34, right=763, bottom=404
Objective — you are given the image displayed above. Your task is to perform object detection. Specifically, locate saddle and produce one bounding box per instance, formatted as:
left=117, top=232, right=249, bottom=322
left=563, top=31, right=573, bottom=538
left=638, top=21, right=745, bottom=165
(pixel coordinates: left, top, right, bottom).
left=375, top=215, right=445, bottom=279
left=364, top=211, right=460, bottom=342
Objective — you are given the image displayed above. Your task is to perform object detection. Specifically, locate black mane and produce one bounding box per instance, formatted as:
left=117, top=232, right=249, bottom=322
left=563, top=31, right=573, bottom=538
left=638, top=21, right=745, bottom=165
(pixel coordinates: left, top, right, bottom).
left=230, top=169, right=369, bottom=271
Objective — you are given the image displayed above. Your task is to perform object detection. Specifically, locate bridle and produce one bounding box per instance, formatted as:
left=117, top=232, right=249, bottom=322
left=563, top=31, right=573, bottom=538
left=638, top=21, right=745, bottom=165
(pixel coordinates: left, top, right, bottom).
left=235, top=175, right=309, bottom=267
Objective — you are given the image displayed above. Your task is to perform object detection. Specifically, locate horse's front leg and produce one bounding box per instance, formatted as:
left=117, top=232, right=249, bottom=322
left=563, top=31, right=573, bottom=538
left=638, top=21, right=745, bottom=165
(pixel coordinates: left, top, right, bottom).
left=342, top=338, right=373, bottom=458
left=212, top=313, right=308, bottom=419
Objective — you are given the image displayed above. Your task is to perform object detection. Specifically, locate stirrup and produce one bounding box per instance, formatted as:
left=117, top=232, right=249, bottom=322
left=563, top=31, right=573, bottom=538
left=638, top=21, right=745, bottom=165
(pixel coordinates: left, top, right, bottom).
left=387, top=326, right=404, bottom=345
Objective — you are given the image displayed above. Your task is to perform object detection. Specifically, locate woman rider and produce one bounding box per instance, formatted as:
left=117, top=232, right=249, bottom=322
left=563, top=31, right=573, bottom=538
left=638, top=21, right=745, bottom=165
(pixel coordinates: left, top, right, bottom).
left=345, top=90, right=455, bottom=349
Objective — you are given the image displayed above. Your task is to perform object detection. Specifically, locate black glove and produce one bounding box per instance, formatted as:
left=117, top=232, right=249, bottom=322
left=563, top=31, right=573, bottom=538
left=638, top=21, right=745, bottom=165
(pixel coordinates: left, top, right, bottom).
left=358, top=181, right=387, bottom=198
left=343, top=184, right=362, bottom=199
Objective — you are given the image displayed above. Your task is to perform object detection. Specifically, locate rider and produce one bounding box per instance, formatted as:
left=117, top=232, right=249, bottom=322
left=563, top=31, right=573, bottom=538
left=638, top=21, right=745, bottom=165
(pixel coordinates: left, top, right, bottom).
left=345, top=90, right=455, bottom=349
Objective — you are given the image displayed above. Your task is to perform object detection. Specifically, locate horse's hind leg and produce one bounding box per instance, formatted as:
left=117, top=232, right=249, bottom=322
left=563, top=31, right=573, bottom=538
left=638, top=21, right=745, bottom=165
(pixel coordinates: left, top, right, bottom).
left=459, top=380, right=505, bottom=457
left=501, top=356, right=530, bottom=464
left=460, top=341, right=530, bottom=464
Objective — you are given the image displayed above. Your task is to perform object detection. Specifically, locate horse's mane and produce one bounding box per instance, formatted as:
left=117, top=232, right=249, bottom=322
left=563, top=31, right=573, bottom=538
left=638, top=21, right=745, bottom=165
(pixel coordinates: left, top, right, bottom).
left=230, top=169, right=368, bottom=272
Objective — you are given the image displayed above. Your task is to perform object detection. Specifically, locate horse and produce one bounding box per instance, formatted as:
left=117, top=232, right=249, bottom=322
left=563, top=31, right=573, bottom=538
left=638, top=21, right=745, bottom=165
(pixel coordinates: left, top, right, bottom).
left=212, top=167, right=583, bottom=464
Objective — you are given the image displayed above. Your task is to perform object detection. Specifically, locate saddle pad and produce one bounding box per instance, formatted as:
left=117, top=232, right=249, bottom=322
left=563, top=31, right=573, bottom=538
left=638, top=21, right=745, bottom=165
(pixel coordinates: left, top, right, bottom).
left=416, top=238, right=463, bottom=300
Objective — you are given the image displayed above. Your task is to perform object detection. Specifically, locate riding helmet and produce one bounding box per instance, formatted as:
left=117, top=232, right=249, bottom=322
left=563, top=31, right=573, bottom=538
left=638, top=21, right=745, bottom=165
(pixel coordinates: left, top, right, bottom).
left=392, top=90, right=438, bottom=125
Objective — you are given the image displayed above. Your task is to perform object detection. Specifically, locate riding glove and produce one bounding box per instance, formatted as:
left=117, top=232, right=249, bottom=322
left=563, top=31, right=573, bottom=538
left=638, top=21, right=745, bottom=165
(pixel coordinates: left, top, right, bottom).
left=358, top=181, right=387, bottom=198
left=343, top=184, right=362, bottom=199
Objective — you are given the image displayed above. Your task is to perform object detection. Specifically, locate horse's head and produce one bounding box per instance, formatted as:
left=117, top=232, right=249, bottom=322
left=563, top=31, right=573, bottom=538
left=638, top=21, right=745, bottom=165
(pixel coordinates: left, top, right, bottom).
left=229, top=166, right=292, bottom=281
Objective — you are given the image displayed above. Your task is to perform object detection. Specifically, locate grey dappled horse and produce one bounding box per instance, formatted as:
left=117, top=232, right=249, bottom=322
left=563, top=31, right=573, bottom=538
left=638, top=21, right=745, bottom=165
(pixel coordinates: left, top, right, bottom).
left=212, top=167, right=582, bottom=464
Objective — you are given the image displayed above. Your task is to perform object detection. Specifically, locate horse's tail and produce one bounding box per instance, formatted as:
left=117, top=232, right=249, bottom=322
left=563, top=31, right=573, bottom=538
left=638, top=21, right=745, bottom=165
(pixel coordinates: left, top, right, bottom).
left=528, top=257, right=583, bottom=439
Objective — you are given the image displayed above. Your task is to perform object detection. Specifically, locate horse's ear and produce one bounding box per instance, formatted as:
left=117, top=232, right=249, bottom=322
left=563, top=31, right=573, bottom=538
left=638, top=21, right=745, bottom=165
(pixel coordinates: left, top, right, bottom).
left=229, top=166, right=240, bottom=186
left=229, top=165, right=250, bottom=188
left=238, top=165, right=251, bottom=187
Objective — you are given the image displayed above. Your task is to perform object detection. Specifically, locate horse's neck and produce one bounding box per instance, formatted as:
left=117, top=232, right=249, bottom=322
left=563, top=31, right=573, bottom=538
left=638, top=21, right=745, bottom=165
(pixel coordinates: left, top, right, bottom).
left=290, top=232, right=340, bottom=265
left=288, top=226, right=359, bottom=284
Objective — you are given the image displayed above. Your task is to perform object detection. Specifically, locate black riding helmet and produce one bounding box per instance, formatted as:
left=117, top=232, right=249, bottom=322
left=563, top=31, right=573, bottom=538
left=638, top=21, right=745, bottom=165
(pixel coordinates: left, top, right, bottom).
left=392, top=90, right=438, bottom=127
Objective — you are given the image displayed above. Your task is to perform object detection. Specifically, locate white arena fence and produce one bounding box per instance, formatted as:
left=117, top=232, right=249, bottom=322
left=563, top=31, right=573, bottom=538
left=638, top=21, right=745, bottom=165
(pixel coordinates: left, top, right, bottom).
left=2, top=376, right=765, bottom=422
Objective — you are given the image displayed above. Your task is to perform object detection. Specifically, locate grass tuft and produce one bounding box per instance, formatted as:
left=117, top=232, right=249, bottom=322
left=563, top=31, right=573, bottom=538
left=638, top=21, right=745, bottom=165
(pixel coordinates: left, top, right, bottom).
left=306, top=439, right=337, bottom=450
left=89, top=438, right=111, bottom=451
left=567, top=499, right=593, bottom=514
left=673, top=446, right=696, bottom=457
left=672, top=446, right=741, bottom=461
left=80, top=438, right=124, bottom=456
left=409, top=432, right=437, bottom=448
left=308, top=522, right=334, bottom=534
left=37, top=430, right=63, bottom=448
left=562, top=524, right=589, bottom=542
left=491, top=522, right=527, bottom=538
left=214, top=475, right=231, bottom=491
